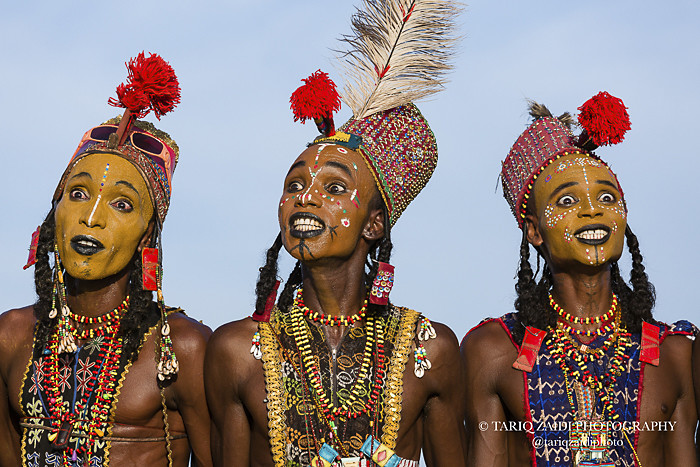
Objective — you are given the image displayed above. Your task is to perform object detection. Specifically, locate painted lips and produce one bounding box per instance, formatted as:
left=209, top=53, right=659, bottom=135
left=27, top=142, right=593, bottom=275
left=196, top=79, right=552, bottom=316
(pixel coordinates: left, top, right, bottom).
left=574, top=225, right=611, bottom=245
left=289, top=212, right=326, bottom=238
left=70, top=235, right=105, bottom=256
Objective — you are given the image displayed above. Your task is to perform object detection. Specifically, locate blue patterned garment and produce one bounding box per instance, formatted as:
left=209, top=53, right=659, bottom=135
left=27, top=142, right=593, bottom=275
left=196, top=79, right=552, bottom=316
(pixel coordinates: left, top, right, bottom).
left=492, top=313, right=697, bottom=467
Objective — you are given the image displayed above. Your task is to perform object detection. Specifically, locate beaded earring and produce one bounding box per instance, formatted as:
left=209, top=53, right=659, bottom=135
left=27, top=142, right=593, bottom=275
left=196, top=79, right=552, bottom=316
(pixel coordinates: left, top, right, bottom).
left=370, top=262, right=394, bottom=305
left=51, top=245, right=77, bottom=354
left=148, top=238, right=178, bottom=382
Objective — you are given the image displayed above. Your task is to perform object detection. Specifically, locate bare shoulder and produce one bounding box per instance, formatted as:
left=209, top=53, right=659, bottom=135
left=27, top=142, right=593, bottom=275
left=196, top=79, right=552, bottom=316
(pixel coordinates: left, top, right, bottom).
left=659, top=332, right=694, bottom=374
left=460, top=319, right=518, bottom=367
left=422, top=320, right=460, bottom=363
left=167, top=310, right=212, bottom=356
left=206, top=317, right=260, bottom=382
left=0, top=306, right=36, bottom=354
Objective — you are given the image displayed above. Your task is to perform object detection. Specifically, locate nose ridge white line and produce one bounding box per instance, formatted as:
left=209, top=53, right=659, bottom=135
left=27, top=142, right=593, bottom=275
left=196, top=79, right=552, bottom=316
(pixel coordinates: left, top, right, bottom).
left=87, top=194, right=102, bottom=226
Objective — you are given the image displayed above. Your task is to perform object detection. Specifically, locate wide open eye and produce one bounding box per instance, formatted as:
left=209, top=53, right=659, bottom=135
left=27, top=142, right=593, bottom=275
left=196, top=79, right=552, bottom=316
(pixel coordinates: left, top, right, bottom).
left=111, top=199, right=134, bottom=213
left=326, top=182, right=347, bottom=195
left=598, top=192, right=615, bottom=203
left=556, top=194, right=577, bottom=207
left=69, top=188, right=89, bottom=201
left=288, top=180, right=304, bottom=192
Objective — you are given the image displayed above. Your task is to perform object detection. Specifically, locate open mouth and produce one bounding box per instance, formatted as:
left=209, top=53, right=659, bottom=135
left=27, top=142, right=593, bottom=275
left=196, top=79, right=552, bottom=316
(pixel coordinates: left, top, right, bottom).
left=574, top=225, right=611, bottom=245
left=289, top=213, right=326, bottom=238
left=70, top=235, right=105, bottom=256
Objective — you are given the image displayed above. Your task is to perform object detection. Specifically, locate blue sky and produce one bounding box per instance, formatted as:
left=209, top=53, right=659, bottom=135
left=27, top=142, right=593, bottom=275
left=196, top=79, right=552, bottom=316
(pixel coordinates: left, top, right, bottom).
left=1, top=0, right=699, bottom=341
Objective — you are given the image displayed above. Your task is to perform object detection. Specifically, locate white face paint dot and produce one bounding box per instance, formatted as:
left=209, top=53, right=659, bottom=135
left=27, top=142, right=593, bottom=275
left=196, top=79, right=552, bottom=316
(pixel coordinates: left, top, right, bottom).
left=341, top=218, right=350, bottom=228
left=337, top=147, right=348, bottom=154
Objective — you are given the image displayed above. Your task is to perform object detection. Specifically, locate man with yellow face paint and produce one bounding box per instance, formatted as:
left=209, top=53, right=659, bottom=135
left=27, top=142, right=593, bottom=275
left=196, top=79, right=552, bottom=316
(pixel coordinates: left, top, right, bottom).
left=0, top=53, right=212, bottom=466
left=461, top=94, right=699, bottom=466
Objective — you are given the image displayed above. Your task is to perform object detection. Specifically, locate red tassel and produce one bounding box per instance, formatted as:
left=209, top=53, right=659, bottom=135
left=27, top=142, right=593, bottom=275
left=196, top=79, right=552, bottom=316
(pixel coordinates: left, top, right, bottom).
left=290, top=70, right=341, bottom=125
left=22, top=226, right=41, bottom=270
left=109, top=52, right=181, bottom=120
left=142, top=248, right=159, bottom=291
left=577, top=91, right=631, bottom=147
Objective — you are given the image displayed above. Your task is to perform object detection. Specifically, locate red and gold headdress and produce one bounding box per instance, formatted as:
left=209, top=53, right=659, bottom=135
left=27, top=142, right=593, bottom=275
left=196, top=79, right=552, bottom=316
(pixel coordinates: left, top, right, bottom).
left=501, top=92, right=631, bottom=227
left=289, top=0, right=460, bottom=227
left=53, top=52, right=181, bottom=227
left=38, top=52, right=182, bottom=382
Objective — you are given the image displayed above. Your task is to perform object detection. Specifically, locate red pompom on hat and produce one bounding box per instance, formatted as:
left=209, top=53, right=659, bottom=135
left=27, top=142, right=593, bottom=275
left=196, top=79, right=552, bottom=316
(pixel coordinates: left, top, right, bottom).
left=290, top=70, right=341, bottom=137
left=109, top=52, right=181, bottom=121
left=577, top=91, right=631, bottom=147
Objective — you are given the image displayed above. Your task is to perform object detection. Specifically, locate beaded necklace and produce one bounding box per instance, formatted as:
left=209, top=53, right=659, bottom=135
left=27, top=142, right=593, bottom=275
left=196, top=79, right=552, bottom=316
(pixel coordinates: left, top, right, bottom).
left=550, top=292, right=617, bottom=325
left=62, top=298, right=130, bottom=340
left=290, top=291, right=386, bottom=421
left=546, top=311, right=633, bottom=422
left=43, top=313, right=124, bottom=462
left=550, top=293, right=618, bottom=337
left=296, top=287, right=368, bottom=327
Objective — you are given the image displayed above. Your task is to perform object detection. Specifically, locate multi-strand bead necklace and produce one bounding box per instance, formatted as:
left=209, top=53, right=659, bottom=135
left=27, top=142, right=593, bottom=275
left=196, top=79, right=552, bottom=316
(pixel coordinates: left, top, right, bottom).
left=547, top=295, right=633, bottom=421
left=43, top=302, right=126, bottom=462
left=550, top=293, right=618, bottom=337
left=296, top=287, right=368, bottom=326
left=290, top=290, right=386, bottom=421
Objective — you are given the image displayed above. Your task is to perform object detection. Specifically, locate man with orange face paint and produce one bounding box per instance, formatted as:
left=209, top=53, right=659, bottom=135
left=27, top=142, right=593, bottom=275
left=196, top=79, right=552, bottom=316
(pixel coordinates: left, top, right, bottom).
left=205, top=1, right=466, bottom=466
left=461, top=95, right=699, bottom=466
left=0, top=53, right=212, bottom=466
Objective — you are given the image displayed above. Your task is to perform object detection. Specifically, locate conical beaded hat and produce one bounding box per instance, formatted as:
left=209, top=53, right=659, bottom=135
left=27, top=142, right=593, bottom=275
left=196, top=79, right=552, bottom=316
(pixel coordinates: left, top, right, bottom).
left=340, top=103, right=437, bottom=227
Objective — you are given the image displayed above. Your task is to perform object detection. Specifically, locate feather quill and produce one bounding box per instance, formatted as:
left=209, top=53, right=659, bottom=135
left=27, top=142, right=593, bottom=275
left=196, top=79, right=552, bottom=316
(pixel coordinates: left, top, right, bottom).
left=338, top=0, right=461, bottom=120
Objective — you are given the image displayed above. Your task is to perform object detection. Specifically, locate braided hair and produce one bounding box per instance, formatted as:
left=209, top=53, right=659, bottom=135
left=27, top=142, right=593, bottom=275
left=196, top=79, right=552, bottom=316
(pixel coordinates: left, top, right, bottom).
left=512, top=221, right=656, bottom=343
left=32, top=209, right=160, bottom=362
left=254, top=195, right=393, bottom=316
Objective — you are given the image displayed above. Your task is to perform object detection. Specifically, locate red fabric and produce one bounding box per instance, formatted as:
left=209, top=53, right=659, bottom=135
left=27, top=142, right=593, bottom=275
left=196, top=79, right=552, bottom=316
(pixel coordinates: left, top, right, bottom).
left=109, top=52, right=181, bottom=120
left=577, top=91, right=631, bottom=147
left=22, top=226, right=41, bottom=270
left=512, top=326, right=547, bottom=372
left=289, top=70, right=341, bottom=123
left=141, top=248, right=159, bottom=291
left=252, top=280, right=280, bottom=323
left=640, top=321, right=660, bottom=366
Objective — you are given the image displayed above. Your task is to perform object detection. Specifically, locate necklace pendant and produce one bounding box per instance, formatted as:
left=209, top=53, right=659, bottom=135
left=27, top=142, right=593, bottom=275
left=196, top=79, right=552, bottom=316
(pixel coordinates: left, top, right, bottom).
left=51, top=420, right=73, bottom=449
left=340, top=457, right=361, bottom=467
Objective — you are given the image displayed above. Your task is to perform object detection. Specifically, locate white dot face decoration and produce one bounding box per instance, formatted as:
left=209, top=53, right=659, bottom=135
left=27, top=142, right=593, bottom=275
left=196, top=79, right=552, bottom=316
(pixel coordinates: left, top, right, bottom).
left=341, top=218, right=350, bottom=228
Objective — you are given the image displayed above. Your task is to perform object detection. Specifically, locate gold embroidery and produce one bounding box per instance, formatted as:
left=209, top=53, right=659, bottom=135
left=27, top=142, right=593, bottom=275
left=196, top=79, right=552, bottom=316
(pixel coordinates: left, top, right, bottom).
left=260, top=311, right=286, bottom=467
left=380, top=307, right=420, bottom=449
left=19, top=325, right=39, bottom=465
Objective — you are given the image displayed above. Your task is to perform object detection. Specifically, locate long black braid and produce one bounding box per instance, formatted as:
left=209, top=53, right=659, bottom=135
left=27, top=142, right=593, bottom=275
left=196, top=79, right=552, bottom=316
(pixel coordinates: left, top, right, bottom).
left=512, top=222, right=656, bottom=343
left=32, top=209, right=160, bottom=363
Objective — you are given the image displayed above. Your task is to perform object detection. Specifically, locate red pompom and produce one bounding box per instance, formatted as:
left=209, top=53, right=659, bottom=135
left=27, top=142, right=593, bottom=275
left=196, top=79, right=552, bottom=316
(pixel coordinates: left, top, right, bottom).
left=109, top=52, right=181, bottom=120
left=289, top=70, right=341, bottom=123
left=577, top=91, right=631, bottom=147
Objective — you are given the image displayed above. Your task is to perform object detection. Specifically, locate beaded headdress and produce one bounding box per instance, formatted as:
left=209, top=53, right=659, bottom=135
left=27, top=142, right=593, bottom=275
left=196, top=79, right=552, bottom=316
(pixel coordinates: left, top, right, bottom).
left=37, top=52, right=182, bottom=382
left=501, top=92, right=631, bottom=228
left=289, top=0, right=460, bottom=226
left=52, top=52, right=181, bottom=227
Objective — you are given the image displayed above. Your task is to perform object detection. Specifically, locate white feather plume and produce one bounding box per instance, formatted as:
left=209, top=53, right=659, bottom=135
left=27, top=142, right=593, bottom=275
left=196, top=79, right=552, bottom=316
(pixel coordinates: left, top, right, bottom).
left=337, top=0, right=461, bottom=120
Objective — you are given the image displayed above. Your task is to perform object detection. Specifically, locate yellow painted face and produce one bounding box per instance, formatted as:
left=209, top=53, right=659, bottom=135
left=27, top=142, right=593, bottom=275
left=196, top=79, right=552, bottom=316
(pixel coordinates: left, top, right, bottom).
left=54, top=153, right=154, bottom=280
left=530, top=153, right=627, bottom=271
left=279, top=144, right=381, bottom=263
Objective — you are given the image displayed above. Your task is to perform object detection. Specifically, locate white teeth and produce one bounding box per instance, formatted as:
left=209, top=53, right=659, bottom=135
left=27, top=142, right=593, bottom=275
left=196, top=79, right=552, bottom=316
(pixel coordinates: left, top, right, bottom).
left=292, top=217, right=323, bottom=231
left=77, top=240, right=98, bottom=247
left=575, top=229, right=608, bottom=240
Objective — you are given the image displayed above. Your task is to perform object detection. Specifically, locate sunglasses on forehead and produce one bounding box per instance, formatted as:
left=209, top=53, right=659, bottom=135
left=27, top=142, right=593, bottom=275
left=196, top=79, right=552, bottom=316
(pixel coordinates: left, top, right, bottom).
left=86, top=124, right=168, bottom=159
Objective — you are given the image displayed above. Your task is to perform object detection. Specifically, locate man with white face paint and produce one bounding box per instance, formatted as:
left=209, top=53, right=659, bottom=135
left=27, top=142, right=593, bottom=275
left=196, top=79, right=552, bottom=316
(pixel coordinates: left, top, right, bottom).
left=205, top=1, right=467, bottom=465
left=0, top=52, right=212, bottom=467
left=461, top=94, right=699, bottom=466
